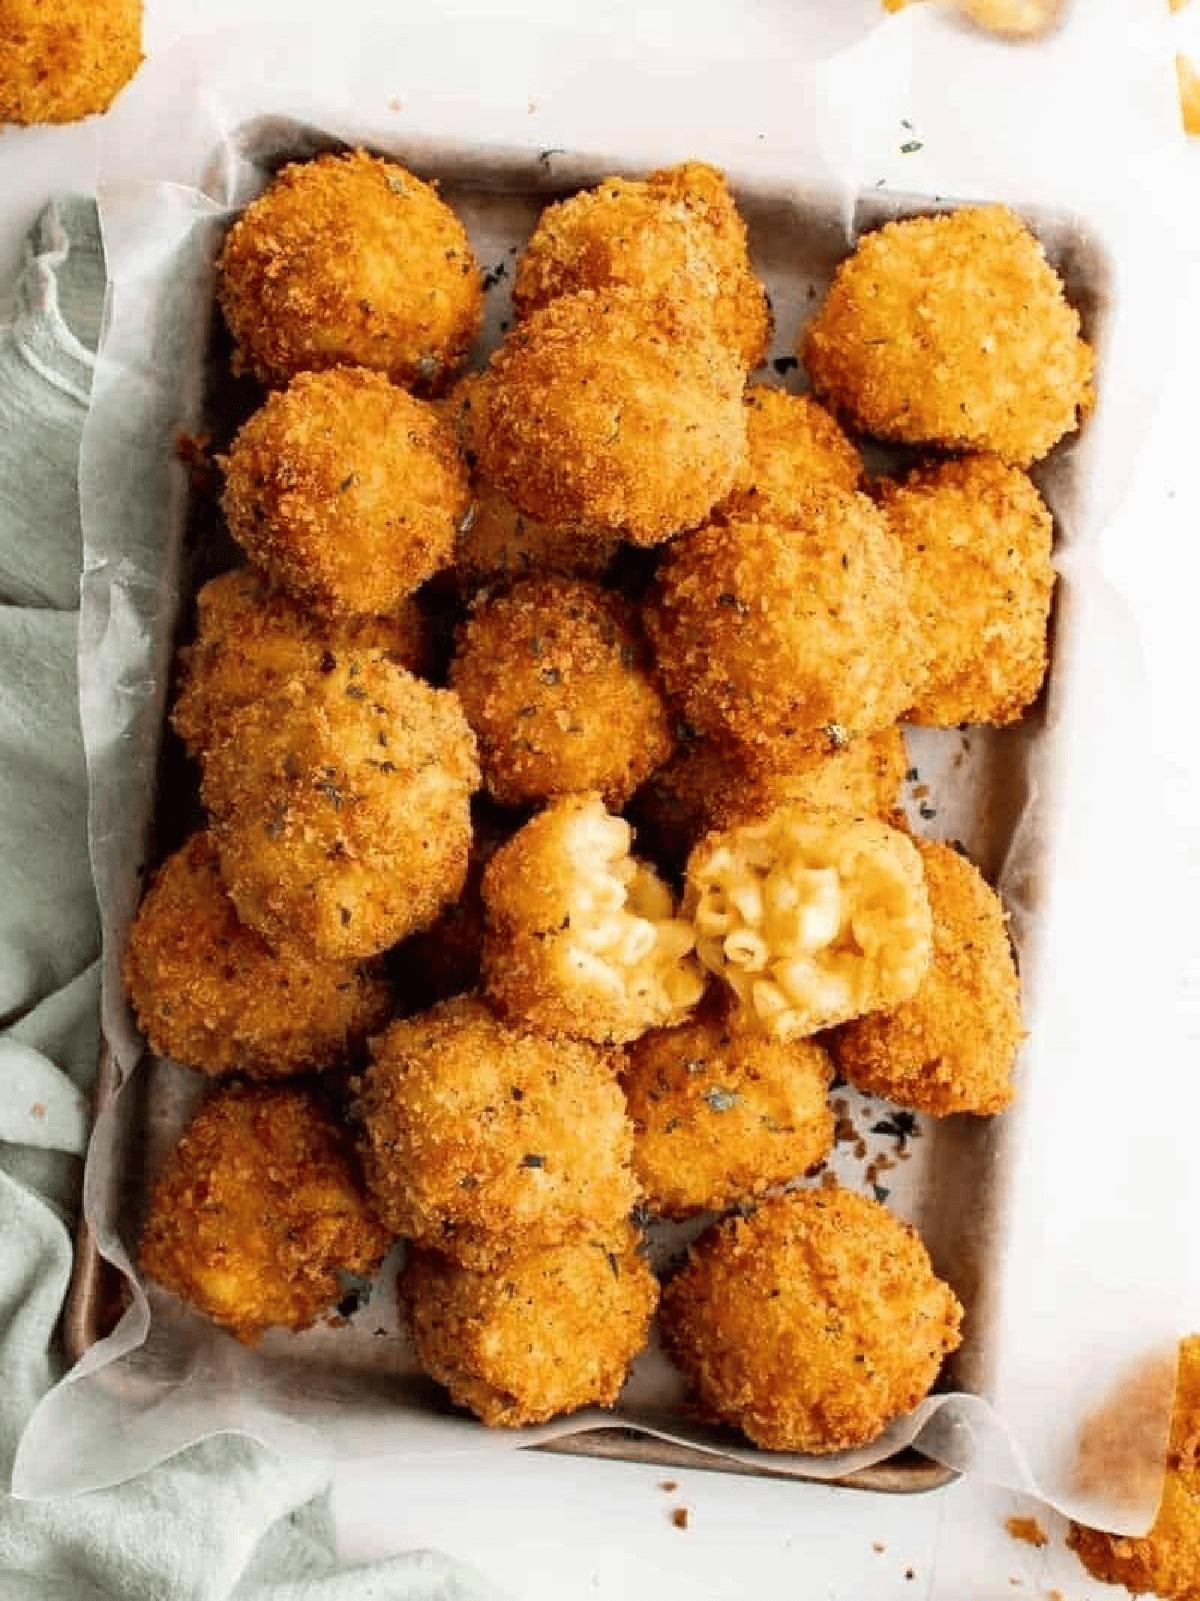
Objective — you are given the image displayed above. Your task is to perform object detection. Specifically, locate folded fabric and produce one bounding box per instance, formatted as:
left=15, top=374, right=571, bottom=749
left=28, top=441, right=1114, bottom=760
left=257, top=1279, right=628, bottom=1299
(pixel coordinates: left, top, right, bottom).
left=0, top=197, right=506, bottom=1601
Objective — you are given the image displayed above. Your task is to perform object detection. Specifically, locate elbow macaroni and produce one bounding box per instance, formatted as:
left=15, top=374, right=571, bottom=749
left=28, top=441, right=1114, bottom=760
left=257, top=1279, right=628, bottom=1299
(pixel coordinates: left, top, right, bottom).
left=684, top=806, right=932, bottom=1039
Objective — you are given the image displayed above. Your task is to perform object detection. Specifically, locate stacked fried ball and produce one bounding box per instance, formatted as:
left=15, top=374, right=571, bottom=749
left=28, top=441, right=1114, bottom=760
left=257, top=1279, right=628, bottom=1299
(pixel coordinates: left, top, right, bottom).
left=126, top=148, right=1095, bottom=1452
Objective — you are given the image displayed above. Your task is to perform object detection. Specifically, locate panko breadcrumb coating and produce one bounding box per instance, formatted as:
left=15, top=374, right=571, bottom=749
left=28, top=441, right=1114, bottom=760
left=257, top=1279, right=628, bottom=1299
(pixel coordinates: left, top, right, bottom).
left=684, top=805, right=932, bottom=1040
left=801, top=204, right=1093, bottom=467
left=201, top=653, right=479, bottom=960
left=217, top=150, right=481, bottom=391
left=354, top=996, right=639, bottom=1268
left=1069, top=1336, right=1200, bottom=1601
left=482, top=794, right=707, bottom=1044
left=467, top=287, right=747, bottom=546
left=646, top=488, right=920, bottom=763
left=220, top=368, right=468, bottom=616
left=172, top=569, right=430, bottom=758
left=138, top=1084, right=390, bottom=1344
left=630, top=726, right=908, bottom=873
left=1, top=0, right=142, bottom=124
left=660, top=1187, right=963, bottom=1453
left=833, top=840, right=1023, bottom=1116
left=719, top=387, right=863, bottom=520
left=879, top=454, right=1056, bottom=727
left=123, top=833, right=392, bottom=1080
left=404, top=1232, right=658, bottom=1426
left=512, top=161, right=771, bottom=370
left=449, top=576, right=673, bottom=809
left=621, top=999, right=834, bottom=1217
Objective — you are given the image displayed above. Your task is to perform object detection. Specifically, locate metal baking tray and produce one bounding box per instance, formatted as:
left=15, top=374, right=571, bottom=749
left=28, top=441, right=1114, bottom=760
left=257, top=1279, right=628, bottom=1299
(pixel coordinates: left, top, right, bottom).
left=63, top=132, right=1111, bottom=1493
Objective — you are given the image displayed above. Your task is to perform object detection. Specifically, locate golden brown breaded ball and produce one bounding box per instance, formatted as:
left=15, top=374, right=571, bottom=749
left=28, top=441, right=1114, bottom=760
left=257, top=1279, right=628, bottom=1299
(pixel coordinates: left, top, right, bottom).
left=123, top=833, right=392, bottom=1080
left=621, top=999, right=834, bottom=1217
left=138, top=1083, right=390, bottom=1344
left=801, top=205, right=1094, bottom=467
left=660, top=1186, right=963, bottom=1453
left=512, top=161, right=771, bottom=370
left=631, top=726, right=908, bottom=873
left=171, top=568, right=430, bottom=759
left=878, top=454, right=1056, bottom=727
left=646, top=488, right=920, bottom=764
left=481, top=794, right=707, bottom=1045
left=833, top=840, right=1023, bottom=1115
left=1069, top=1336, right=1200, bottom=1601
left=684, top=805, right=932, bottom=1041
left=216, top=150, right=482, bottom=391
left=719, top=387, right=863, bottom=519
left=220, top=368, right=469, bottom=617
left=354, top=996, right=638, bottom=1268
left=466, top=288, right=747, bottom=546
left=201, top=653, right=479, bottom=961
left=449, top=577, right=673, bottom=809
left=404, top=1232, right=658, bottom=1426
left=1, top=0, right=142, bottom=124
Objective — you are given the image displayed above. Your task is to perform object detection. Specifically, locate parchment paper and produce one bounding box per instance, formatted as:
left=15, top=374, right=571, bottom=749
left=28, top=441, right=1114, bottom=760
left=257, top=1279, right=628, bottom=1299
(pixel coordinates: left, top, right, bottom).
left=13, top=7, right=1200, bottom=1533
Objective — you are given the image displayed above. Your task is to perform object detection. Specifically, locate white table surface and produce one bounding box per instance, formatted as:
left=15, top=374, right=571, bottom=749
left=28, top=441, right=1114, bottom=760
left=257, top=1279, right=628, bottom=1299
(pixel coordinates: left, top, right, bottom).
left=4, top=3, right=1199, bottom=1597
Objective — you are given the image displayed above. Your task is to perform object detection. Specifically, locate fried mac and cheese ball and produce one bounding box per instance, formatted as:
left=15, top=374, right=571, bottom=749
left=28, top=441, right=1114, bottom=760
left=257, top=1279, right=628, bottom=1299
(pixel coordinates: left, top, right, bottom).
left=354, top=997, right=638, bottom=1268
left=660, top=1187, right=963, bottom=1453
left=684, top=805, right=932, bottom=1041
left=1069, top=1336, right=1200, bottom=1601
left=1, top=0, right=142, bottom=124
left=621, top=999, right=834, bottom=1217
left=512, top=161, right=771, bottom=370
left=801, top=205, right=1094, bottom=467
left=481, top=794, right=707, bottom=1045
left=217, top=150, right=481, bottom=391
left=124, top=833, right=392, bottom=1080
left=404, top=1233, right=658, bottom=1426
left=719, top=387, right=863, bottom=519
left=172, top=569, right=430, bottom=758
left=220, top=368, right=468, bottom=617
left=201, top=654, right=479, bottom=960
left=833, top=840, right=1023, bottom=1116
left=646, top=488, right=919, bottom=763
left=138, top=1084, right=390, bottom=1344
left=449, top=577, right=673, bottom=809
left=878, top=454, right=1056, bottom=727
left=466, top=288, right=746, bottom=546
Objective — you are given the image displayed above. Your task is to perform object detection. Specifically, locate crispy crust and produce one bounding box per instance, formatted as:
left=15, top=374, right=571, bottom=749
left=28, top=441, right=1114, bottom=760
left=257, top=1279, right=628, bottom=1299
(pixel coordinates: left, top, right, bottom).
left=138, top=1084, right=390, bottom=1344
left=801, top=204, right=1093, bottom=467
left=123, top=832, right=392, bottom=1079
left=0, top=0, right=142, bottom=124
left=832, top=839, right=1024, bottom=1117
left=216, top=150, right=481, bottom=390
left=660, top=1187, right=963, bottom=1453
left=719, top=387, right=863, bottom=519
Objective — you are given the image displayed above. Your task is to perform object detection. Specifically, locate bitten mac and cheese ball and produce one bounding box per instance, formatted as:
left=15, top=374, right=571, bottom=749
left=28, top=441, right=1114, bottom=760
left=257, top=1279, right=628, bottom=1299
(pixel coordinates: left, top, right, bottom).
left=621, top=1000, right=835, bottom=1218
left=354, top=996, right=638, bottom=1269
left=138, top=1084, right=390, bottom=1344
left=123, top=833, right=391, bottom=1080
left=449, top=576, right=673, bottom=809
left=512, top=161, right=771, bottom=370
left=466, top=287, right=747, bottom=546
left=661, top=1187, right=963, bottom=1454
left=217, top=150, right=482, bottom=391
left=0, top=0, right=142, bottom=124
left=833, top=840, right=1024, bottom=1117
left=481, top=794, right=707, bottom=1045
left=404, top=1233, right=658, bottom=1427
left=719, top=387, right=863, bottom=520
left=172, top=570, right=431, bottom=760
left=801, top=204, right=1093, bottom=467
left=646, top=487, right=919, bottom=765
left=220, top=368, right=469, bottom=617
left=879, top=454, right=1056, bottom=727
left=684, top=804, right=932, bottom=1041
left=201, top=653, right=479, bottom=961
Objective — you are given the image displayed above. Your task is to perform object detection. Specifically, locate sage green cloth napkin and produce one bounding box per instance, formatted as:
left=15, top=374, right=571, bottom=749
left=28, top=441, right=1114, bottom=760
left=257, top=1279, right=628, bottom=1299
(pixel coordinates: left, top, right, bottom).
left=0, top=197, right=505, bottom=1601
